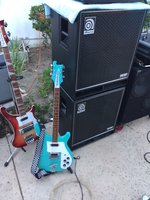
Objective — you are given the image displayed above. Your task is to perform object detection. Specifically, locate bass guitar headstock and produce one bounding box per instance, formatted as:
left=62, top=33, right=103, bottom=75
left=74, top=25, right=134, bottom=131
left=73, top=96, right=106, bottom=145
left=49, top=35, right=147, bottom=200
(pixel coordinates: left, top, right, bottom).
left=0, top=20, right=10, bottom=48
left=51, top=60, right=64, bottom=88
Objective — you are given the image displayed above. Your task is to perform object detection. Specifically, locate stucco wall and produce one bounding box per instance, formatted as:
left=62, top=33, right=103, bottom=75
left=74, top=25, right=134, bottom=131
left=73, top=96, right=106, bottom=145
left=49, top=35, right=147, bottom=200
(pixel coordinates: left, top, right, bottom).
left=0, top=0, right=45, bottom=46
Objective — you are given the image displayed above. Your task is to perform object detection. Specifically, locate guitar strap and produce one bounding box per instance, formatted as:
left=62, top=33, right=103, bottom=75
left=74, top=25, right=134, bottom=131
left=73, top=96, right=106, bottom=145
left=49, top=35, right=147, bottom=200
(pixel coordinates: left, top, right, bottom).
left=31, top=125, right=51, bottom=179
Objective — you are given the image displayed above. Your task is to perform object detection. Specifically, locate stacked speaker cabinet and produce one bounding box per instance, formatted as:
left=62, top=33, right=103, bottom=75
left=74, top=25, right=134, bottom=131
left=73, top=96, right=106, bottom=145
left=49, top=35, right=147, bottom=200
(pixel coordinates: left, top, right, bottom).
left=117, top=62, right=150, bottom=124
left=117, top=39, right=150, bottom=124
left=51, top=8, right=146, bottom=148
left=60, top=87, right=125, bottom=148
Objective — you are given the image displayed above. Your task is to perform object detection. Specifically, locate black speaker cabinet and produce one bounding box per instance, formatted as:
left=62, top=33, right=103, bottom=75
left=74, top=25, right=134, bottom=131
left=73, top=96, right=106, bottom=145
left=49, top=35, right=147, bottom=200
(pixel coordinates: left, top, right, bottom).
left=77, top=0, right=139, bottom=4
left=51, top=9, right=146, bottom=99
left=0, top=54, right=12, bottom=104
left=117, top=63, right=150, bottom=124
left=59, top=87, right=124, bottom=149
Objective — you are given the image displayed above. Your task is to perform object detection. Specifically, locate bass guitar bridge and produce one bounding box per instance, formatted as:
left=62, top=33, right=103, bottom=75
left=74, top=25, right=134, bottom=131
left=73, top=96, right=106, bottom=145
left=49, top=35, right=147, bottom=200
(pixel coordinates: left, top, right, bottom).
left=25, top=134, right=35, bottom=144
left=50, top=153, right=59, bottom=160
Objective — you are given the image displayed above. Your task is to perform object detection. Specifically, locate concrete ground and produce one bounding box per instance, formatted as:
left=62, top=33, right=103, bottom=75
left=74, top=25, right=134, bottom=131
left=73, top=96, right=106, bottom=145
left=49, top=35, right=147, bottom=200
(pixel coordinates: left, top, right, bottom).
left=0, top=116, right=150, bottom=200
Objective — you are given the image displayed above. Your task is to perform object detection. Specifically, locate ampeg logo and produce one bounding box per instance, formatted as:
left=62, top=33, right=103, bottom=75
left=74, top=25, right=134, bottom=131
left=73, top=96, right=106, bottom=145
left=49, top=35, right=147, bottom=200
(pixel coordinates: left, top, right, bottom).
left=84, top=17, right=96, bottom=35
left=77, top=102, right=86, bottom=114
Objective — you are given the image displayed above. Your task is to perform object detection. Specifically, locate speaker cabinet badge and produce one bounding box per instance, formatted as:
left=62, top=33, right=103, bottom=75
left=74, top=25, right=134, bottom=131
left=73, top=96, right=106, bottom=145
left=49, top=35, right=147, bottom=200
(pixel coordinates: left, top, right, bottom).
left=77, top=102, right=86, bottom=114
left=84, top=17, right=96, bottom=35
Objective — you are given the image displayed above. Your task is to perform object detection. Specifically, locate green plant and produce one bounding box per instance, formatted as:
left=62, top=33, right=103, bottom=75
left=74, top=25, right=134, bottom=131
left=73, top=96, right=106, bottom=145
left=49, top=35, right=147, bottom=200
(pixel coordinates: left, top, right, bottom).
left=24, top=95, right=51, bottom=123
left=143, top=2, right=150, bottom=30
left=34, top=103, right=50, bottom=123
left=143, top=13, right=150, bottom=30
left=0, top=114, right=12, bottom=138
left=29, top=4, right=51, bottom=45
left=9, top=37, right=25, bottom=75
left=38, top=67, right=53, bottom=98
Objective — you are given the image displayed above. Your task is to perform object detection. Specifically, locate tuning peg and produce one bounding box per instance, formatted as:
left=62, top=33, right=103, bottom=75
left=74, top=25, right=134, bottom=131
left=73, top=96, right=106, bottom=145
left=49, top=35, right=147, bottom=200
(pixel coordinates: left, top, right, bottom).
left=4, top=22, right=8, bottom=27
left=7, top=31, right=11, bottom=37
left=63, top=75, right=65, bottom=78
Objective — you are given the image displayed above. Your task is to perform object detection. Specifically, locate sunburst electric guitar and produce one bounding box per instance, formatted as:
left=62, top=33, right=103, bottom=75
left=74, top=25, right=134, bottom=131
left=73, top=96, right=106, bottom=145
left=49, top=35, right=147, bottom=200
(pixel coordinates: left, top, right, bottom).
left=0, top=19, right=40, bottom=147
left=38, top=61, right=73, bottom=173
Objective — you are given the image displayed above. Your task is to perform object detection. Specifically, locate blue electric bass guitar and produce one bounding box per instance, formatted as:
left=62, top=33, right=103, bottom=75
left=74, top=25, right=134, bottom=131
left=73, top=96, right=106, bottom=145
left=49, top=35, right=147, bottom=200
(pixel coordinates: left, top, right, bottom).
left=38, top=61, right=73, bottom=173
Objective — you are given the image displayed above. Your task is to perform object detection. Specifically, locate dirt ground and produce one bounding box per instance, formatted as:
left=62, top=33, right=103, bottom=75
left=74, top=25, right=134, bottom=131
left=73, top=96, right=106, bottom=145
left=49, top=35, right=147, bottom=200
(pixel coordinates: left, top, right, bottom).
left=20, top=45, right=52, bottom=95
left=18, top=45, right=53, bottom=122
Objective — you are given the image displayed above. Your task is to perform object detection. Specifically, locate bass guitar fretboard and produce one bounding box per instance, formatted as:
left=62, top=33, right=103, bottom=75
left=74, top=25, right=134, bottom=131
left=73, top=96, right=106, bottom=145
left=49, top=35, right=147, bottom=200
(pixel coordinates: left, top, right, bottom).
left=52, top=88, right=60, bottom=143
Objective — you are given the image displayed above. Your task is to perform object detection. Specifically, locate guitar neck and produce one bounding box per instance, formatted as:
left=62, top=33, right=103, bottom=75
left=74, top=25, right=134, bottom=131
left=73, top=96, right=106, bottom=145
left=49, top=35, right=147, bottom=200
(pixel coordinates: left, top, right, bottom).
left=1, top=46, right=11, bottom=62
left=52, top=87, right=60, bottom=143
left=2, top=46, right=26, bottom=116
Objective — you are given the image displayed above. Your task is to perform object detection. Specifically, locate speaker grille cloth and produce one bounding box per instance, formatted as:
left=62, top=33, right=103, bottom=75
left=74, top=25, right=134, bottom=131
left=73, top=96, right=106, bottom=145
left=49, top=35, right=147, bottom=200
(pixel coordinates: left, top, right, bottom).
left=77, top=10, right=145, bottom=90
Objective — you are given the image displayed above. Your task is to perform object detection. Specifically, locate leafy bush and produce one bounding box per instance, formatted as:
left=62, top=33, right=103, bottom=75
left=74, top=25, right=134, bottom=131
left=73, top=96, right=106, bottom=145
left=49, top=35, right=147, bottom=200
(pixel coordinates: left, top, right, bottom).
left=24, top=95, right=52, bottom=123
left=144, top=13, right=150, bottom=30
left=29, top=4, right=51, bottom=45
left=38, top=67, right=53, bottom=98
left=34, top=103, right=50, bottom=123
left=9, top=38, right=25, bottom=75
left=0, top=114, right=12, bottom=138
left=143, top=2, right=150, bottom=30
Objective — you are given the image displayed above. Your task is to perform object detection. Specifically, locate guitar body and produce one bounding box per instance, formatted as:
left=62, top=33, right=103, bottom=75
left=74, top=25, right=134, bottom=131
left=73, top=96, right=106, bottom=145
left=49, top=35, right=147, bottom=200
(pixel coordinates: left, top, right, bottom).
left=0, top=106, right=40, bottom=147
left=38, top=131, right=73, bottom=172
